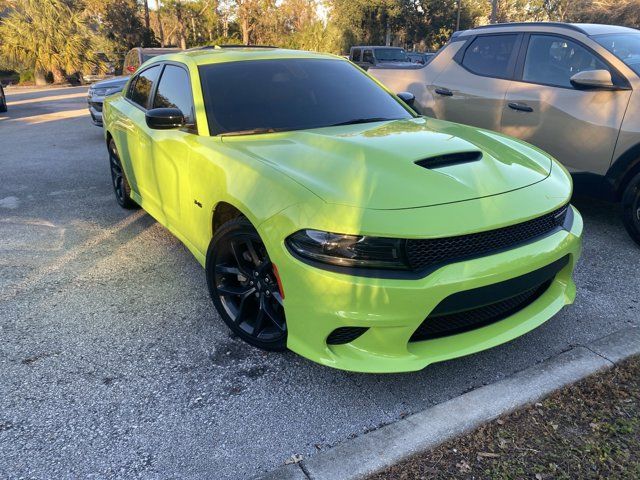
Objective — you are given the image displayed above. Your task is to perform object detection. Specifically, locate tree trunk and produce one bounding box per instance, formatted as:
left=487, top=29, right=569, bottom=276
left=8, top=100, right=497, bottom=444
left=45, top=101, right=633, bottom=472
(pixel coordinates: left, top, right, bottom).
left=242, top=18, right=250, bottom=44
left=490, top=0, right=498, bottom=23
left=51, top=68, right=66, bottom=84
left=143, top=0, right=150, bottom=30
left=176, top=1, right=187, bottom=49
left=155, top=0, right=165, bottom=47
left=34, top=69, right=48, bottom=86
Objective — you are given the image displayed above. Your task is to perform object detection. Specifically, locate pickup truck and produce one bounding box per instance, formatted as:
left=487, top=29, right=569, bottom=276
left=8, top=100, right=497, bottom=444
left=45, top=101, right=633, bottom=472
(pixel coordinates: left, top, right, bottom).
left=349, top=46, right=414, bottom=70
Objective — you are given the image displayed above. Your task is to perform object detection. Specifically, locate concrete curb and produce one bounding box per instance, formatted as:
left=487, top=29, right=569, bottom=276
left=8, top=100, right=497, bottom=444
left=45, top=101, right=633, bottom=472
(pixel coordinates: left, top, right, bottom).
left=255, top=326, right=640, bottom=480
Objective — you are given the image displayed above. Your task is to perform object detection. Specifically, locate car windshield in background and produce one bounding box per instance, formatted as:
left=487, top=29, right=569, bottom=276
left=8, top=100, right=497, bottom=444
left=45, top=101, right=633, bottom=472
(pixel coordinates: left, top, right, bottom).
left=594, top=33, right=640, bottom=75
left=198, top=58, right=413, bottom=136
left=375, top=48, right=409, bottom=62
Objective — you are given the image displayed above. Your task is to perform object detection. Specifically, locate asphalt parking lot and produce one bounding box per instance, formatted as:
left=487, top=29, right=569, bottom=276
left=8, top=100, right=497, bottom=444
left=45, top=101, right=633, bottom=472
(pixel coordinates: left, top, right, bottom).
left=0, top=86, right=638, bottom=479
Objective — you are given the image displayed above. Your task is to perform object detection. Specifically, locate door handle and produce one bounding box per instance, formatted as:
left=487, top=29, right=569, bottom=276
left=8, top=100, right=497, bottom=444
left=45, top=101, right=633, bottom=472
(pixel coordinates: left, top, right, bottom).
left=508, top=102, right=533, bottom=112
left=435, top=87, right=453, bottom=97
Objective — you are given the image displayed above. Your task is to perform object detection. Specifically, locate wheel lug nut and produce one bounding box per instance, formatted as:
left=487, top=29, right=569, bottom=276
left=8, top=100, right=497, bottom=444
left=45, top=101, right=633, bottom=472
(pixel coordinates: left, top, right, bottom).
left=249, top=281, right=254, bottom=285
left=254, top=272, right=259, bottom=277
left=255, top=292, right=260, bottom=298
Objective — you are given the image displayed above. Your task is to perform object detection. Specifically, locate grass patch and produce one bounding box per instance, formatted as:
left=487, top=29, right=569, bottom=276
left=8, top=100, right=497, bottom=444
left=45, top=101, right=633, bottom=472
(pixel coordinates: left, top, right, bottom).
left=369, top=356, right=640, bottom=479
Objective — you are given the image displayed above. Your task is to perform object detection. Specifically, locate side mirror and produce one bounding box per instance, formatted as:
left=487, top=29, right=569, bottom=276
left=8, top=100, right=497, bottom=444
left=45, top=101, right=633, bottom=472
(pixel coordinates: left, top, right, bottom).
left=145, top=108, right=185, bottom=130
left=397, top=91, right=415, bottom=107
left=570, top=69, right=615, bottom=89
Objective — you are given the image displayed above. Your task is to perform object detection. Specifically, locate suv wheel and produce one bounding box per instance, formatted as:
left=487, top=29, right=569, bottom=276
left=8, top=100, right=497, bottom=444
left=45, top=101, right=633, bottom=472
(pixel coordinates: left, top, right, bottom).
left=206, top=217, right=287, bottom=351
left=622, top=170, right=640, bottom=247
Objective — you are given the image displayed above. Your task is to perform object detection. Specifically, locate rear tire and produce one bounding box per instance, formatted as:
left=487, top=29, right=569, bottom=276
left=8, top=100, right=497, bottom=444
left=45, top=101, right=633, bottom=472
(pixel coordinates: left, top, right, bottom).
left=107, top=138, right=137, bottom=209
left=206, top=217, right=287, bottom=351
left=621, top=170, right=640, bottom=247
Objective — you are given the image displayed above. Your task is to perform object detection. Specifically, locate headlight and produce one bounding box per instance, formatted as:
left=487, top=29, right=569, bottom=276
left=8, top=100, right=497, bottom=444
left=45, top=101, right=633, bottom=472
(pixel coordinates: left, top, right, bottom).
left=105, top=86, right=122, bottom=95
left=91, top=87, right=121, bottom=97
left=286, top=229, right=410, bottom=270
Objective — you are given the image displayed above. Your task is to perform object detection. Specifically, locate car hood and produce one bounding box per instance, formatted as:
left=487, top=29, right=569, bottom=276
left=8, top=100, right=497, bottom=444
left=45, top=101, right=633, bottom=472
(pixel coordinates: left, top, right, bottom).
left=224, top=117, right=552, bottom=210
left=91, top=75, right=129, bottom=89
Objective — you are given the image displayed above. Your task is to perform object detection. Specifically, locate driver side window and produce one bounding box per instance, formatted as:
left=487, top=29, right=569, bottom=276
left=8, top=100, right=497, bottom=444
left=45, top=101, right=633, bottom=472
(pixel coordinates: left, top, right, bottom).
left=363, top=50, right=374, bottom=64
left=523, top=35, right=609, bottom=88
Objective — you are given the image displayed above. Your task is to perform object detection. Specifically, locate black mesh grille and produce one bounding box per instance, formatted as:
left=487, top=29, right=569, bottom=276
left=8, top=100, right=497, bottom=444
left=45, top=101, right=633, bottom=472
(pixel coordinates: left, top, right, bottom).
left=410, top=280, right=552, bottom=342
left=90, top=101, right=103, bottom=112
left=326, top=327, right=369, bottom=345
left=405, top=205, right=569, bottom=272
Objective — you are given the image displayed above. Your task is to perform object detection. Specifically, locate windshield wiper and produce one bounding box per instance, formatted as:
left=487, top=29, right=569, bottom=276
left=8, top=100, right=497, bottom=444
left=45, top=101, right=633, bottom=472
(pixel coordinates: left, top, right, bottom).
left=329, top=117, right=397, bottom=127
left=220, top=127, right=282, bottom=137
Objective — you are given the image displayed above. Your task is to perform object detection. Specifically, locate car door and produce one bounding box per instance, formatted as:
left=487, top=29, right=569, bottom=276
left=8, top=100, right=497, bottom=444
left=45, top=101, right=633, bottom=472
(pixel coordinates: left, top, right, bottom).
left=501, top=33, right=633, bottom=175
left=148, top=63, right=197, bottom=234
left=120, top=65, right=162, bottom=215
left=429, top=33, right=522, bottom=131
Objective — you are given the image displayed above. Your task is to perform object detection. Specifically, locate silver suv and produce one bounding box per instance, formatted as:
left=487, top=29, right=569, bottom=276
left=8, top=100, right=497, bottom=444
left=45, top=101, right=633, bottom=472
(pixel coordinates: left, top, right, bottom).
left=371, top=23, right=640, bottom=245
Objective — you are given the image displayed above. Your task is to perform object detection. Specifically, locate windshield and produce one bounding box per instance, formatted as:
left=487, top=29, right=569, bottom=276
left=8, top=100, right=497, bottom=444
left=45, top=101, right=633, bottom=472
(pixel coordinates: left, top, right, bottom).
left=375, top=48, right=409, bottom=62
left=594, top=33, right=640, bottom=76
left=198, top=58, right=413, bottom=136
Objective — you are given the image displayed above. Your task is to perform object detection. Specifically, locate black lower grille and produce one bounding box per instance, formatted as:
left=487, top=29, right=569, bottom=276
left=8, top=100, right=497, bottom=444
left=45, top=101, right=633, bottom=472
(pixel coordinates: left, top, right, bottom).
left=327, top=327, right=368, bottom=345
left=90, top=101, right=103, bottom=112
left=410, top=255, right=568, bottom=342
left=405, top=205, right=570, bottom=273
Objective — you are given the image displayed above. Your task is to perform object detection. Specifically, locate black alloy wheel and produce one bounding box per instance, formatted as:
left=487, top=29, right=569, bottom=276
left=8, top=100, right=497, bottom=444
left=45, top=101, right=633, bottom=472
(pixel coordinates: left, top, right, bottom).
left=206, top=218, right=287, bottom=350
left=622, top=170, right=640, bottom=247
left=108, top=138, right=137, bottom=209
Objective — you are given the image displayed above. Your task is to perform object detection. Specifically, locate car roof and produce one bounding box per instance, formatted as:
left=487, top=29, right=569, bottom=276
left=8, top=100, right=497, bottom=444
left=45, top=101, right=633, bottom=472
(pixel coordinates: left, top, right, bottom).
left=148, top=47, right=343, bottom=67
left=455, top=22, right=639, bottom=38
left=136, top=47, right=182, bottom=54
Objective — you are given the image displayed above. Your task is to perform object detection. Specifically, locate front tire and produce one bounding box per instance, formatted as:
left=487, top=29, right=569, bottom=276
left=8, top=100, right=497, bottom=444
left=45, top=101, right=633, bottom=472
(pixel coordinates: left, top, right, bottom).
left=107, top=138, right=137, bottom=209
left=206, top=217, right=287, bottom=351
left=622, top=170, right=640, bottom=247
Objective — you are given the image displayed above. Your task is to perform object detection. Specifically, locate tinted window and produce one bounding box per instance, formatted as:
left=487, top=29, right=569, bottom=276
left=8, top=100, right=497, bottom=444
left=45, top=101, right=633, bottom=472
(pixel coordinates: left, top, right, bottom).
left=375, top=48, right=409, bottom=62
left=199, top=58, right=412, bottom=135
left=362, top=50, right=374, bottom=64
left=351, top=48, right=362, bottom=62
left=462, top=34, right=518, bottom=78
left=593, top=33, right=640, bottom=76
left=523, top=35, right=609, bottom=88
left=153, top=65, right=195, bottom=123
left=127, top=65, right=161, bottom=109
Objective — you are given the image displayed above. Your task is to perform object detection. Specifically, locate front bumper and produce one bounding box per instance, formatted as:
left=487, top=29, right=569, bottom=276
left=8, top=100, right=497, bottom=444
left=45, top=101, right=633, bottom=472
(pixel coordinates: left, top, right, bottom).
left=262, top=204, right=583, bottom=373
left=87, top=97, right=104, bottom=126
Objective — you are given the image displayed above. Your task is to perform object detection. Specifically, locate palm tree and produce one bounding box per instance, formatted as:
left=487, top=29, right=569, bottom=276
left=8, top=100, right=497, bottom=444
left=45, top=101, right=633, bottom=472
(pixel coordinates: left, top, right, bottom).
left=0, top=0, right=99, bottom=85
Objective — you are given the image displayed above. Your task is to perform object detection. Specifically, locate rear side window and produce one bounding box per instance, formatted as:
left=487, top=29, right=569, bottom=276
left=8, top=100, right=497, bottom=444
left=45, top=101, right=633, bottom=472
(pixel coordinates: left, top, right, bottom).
left=462, top=34, right=518, bottom=78
left=523, top=34, right=610, bottom=88
left=363, top=50, right=374, bottom=64
left=153, top=65, right=195, bottom=124
left=351, top=48, right=362, bottom=62
left=127, top=65, right=161, bottom=109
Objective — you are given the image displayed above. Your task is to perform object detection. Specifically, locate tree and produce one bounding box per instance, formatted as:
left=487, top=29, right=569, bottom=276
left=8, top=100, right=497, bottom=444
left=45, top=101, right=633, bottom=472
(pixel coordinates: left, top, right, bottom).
left=82, top=0, right=157, bottom=54
left=0, top=0, right=100, bottom=84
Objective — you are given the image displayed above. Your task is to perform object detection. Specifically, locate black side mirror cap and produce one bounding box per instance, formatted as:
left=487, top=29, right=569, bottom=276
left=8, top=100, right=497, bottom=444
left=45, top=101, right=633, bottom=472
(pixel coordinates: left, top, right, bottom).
left=397, top=91, right=415, bottom=107
left=145, top=107, right=185, bottom=130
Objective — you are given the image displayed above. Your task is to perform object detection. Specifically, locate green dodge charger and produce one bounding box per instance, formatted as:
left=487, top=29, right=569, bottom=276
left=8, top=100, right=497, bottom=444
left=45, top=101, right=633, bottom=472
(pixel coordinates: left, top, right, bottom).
left=103, top=47, right=583, bottom=373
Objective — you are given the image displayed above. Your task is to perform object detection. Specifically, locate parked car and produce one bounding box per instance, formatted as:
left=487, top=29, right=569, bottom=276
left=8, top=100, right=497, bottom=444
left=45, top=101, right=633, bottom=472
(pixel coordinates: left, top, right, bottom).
left=103, top=48, right=582, bottom=372
left=87, top=47, right=179, bottom=126
left=370, top=22, right=640, bottom=245
left=82, top=52, right=116, bottom=84
left=0, top=83, right=6, bottom=113
left=349, top=46, right=414, bottom=69
left=407, top=51, right=435, bottom=65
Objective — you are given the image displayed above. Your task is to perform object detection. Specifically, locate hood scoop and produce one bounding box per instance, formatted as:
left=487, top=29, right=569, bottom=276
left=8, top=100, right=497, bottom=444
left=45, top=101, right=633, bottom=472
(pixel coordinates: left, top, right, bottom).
left=415, top=151, right=482, bottom=169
